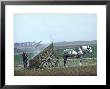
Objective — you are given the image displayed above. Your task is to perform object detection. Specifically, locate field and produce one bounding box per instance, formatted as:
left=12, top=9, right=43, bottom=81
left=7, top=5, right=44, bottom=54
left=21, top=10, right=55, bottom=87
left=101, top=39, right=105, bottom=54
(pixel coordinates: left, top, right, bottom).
left=15, top=65, right=96, bottom=76
left=14, top=44, right=97, bottom=76
left=14, top=57, right=97, bottom=76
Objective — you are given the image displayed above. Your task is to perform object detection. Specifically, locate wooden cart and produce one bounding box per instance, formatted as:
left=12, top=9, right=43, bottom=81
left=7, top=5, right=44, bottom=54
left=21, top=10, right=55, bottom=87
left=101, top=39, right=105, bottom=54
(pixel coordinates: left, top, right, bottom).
left=28, top=43, right=59, bottom=68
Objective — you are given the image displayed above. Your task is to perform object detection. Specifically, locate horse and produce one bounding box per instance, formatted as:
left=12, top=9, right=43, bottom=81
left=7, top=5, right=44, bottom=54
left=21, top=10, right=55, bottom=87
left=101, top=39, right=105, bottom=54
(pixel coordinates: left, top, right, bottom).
left=63, top=45, right=92, bottom=66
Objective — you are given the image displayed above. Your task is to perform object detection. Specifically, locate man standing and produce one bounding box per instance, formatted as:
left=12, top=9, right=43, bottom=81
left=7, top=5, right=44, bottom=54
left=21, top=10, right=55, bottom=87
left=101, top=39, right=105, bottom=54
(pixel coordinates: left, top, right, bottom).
left=63, top=52, right=69, bottom=67
left=22, top=52, right=28, bottom=68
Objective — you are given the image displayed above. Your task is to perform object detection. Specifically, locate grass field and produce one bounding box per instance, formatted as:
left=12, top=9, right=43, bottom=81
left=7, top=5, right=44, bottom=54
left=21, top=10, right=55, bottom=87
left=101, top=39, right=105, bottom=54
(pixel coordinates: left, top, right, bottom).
left=14, top=57, right=97, bottom=76
left=14, top=45, right=97, bottom=76
left=14, top=65, right=97, bottom=76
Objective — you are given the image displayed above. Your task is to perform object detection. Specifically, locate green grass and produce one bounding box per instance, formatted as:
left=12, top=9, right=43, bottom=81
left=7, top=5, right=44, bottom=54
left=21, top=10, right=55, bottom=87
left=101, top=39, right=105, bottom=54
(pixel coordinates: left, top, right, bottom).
left=14, top=65, right=97, bottom=76
left=14, top=59, right=97, bottom=76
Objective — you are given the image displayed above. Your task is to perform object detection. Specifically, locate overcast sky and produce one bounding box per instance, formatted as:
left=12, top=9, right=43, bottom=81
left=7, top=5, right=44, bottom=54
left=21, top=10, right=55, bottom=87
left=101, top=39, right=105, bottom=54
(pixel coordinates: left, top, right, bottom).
left=14, top=13, right=97, bottom=43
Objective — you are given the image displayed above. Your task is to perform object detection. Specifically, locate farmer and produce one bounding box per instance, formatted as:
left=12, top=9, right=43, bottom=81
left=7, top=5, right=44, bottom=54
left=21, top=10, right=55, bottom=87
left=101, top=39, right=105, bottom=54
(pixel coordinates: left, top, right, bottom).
left=63, top=52, right=69, bottom=67
left=22, top=52, right=28, bottom=68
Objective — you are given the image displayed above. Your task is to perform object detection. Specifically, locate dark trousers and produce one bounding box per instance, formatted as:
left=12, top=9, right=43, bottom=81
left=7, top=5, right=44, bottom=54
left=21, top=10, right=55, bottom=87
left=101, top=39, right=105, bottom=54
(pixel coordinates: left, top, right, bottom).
left=64, top=58, right=67, bottom=66
left=23, top=60, right=27, bottom=68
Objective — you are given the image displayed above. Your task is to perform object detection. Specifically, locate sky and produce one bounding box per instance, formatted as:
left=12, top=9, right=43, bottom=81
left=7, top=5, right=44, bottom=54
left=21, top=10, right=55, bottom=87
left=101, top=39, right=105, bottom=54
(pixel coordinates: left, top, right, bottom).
left=14, top=13, right=97, bottom=44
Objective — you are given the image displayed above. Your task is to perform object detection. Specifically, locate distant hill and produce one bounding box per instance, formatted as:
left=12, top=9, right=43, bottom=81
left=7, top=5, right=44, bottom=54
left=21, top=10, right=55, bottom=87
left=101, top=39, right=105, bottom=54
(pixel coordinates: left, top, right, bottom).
left=14, top=42, right=49, bottom=54
left=14, top=40, right=97, bottom=54
left=53, top=40, right=97, bottom=47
